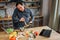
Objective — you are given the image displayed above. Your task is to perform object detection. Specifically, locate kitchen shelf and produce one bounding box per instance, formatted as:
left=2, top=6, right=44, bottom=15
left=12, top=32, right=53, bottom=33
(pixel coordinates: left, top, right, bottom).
left=34, top=16, right=43, bottom=18
left=25, top=6, right=40, bottom=9
left=0, top=1, right=39, bottom=2
left=0, top=1, right=7, bottom=2
left=23, top=1, right=39, bottom=3
left=0, top=8, right=6, bottom=10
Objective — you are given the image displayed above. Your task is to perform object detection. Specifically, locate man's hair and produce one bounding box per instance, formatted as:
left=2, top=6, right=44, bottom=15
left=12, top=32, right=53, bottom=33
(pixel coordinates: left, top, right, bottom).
left=16, top=2, right=23, bottom=6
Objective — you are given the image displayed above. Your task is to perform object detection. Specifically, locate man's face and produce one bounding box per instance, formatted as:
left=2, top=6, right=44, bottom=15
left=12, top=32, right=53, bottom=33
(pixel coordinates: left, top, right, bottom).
left=17, top=4, right=24, bottom=11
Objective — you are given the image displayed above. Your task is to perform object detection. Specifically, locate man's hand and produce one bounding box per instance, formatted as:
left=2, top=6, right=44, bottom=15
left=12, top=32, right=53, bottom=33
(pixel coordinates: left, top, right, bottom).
left=29, top=21, right=32, bottom=24
left=19, top=17, right=25, bottom=22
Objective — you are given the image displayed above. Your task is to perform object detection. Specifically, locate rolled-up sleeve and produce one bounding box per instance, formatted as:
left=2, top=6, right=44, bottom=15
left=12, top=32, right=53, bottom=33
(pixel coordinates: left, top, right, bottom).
left=12, top=9, right=19, bottom=23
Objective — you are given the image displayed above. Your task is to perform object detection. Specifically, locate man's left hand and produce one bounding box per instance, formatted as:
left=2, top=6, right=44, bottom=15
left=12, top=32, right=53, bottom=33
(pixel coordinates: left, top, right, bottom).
left=20, top=17, right=25, bottom=22
left=29, top=21, right=32, bottom=24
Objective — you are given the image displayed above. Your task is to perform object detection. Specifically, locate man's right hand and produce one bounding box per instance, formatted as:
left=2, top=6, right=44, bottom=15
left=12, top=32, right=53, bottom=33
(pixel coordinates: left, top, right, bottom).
left=19, top=17, right=25, bottom=22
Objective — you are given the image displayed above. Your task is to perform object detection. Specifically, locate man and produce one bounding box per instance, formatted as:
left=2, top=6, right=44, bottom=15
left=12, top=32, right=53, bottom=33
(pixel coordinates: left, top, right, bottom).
left=12, top=2, right=34, bottom=29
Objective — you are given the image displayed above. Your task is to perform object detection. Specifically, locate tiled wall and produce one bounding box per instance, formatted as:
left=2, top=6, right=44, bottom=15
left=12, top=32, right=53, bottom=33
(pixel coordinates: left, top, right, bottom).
left=6, top=3, right=16, bottom=16
left=0, top=3, right=16, bottom=17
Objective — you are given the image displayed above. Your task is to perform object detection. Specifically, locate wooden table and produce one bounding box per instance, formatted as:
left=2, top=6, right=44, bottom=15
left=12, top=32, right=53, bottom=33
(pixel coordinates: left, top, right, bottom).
left=0, top=26, right=60, bottom=40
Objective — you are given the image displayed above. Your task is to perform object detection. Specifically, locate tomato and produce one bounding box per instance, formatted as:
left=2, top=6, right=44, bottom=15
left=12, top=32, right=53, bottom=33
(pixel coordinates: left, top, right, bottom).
left=10, top=37, right=16, bottom=40
left=34, top=31, right=39, bottom=36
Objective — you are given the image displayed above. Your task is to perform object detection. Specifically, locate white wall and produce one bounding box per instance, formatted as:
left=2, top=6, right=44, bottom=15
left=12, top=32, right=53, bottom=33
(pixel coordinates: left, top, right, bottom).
left=42, top=0, right=49, bottom=25
left=58, top=0, right=60, bottom=15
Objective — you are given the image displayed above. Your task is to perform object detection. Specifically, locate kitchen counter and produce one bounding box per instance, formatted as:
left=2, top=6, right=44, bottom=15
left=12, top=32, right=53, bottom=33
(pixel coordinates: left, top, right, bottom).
left=0, top=26, right=60, bottom=40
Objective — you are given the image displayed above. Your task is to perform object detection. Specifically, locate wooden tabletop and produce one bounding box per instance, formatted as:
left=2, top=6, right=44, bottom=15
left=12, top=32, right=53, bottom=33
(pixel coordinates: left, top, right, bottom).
left=0, top=26, right=60, bottom=40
